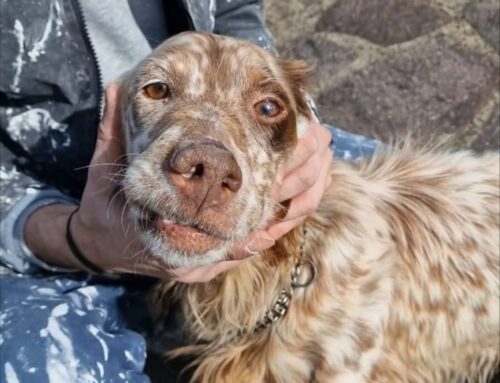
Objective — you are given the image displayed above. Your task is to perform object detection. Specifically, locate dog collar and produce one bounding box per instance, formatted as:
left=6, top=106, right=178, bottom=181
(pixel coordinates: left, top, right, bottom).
left=252, top=225, right=316, bottom=334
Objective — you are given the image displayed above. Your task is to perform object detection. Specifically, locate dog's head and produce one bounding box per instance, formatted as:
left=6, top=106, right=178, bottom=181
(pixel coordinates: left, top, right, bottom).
left=121, top=32, right=311, bottom=267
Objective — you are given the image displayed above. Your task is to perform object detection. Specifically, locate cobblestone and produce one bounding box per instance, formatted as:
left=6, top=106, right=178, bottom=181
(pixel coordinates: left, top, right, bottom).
left=266, top=0, right=499, bottom=151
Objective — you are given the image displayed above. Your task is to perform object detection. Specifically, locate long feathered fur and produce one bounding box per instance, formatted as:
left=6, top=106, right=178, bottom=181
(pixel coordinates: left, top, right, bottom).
left=153, top=142, right=500, bottom=383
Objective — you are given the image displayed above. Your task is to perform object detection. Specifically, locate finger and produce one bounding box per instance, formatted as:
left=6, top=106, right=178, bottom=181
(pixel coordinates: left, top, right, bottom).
left=276, top=151, right=322, bottom=202
left=281, top=124, right=319, bottom=177
left=93, top=84, right=123, bottom=164
left=265, top=151, right=331, bottom=241
left=229, top=231, right=275, bottom=260
left=279, top=149, right=332, bottom=222
left=87, top=85, right=124, bottom=192
left=282, top=120, right=331, bottom=176
left=276, top=139, right=331, bottom=202
left=266, top=215, right=307, bottom=240
left=274, top=123, right=331, bottom=201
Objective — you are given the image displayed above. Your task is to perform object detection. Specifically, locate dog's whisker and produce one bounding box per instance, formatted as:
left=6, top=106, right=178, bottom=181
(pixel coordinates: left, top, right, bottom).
left=106, top=185, right=125, bottom=217
left=75, top=163, right=127, bottom=170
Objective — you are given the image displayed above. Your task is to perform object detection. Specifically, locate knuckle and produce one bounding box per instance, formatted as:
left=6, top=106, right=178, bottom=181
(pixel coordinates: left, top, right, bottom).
left=297, top=167, right=317, bottom=188
left=302, top=132, right=319, bottom=154
left=320, top=129, right=332, bottom=149
left=321, top=125, right=332, bottom=141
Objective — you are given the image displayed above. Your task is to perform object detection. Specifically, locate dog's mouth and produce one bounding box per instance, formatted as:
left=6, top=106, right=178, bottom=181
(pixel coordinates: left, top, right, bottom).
left=137, top=205, right=228, bottom=255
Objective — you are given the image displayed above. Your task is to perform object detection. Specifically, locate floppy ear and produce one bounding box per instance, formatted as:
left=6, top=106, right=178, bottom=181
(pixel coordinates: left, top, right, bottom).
left=279, top=58, right=310, bottom=87
left=278, top=58, right=312, bottom=118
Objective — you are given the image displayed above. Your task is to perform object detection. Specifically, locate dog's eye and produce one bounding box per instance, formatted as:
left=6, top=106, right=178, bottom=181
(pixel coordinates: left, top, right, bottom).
left=143, top=82, right=170, bottom=100
left=255, top=99, right=282, bottom=118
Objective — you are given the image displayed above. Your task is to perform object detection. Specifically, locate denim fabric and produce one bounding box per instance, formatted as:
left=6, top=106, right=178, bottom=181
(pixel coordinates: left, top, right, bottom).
left=0, top=127, right=377, bottom=383
left=327, top=124, right=378, bottom=160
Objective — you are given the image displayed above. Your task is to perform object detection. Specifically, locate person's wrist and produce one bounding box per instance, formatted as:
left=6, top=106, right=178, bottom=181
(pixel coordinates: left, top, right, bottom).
left=69, top=209, right=116, bottom=273
left=24, top=204, right=83, bottom=269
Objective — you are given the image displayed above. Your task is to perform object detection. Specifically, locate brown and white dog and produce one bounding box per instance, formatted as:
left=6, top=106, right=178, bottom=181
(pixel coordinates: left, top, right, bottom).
left=120, top=32, right=500, bottom=383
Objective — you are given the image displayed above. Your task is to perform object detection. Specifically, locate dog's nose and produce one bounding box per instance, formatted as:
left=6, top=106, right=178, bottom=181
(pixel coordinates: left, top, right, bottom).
left=165, top=141, right=242, bottom=212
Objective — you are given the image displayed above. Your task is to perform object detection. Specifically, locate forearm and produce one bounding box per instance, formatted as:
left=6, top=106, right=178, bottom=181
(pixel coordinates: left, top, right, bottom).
left=24, top=203, right=82, bottom=270
left=0, top=141, right=82, bottom=273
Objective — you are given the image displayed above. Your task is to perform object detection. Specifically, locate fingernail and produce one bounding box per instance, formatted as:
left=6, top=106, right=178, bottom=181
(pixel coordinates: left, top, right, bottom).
left=244, top=244, right=260, bottom=255
left=259, top=232, right=276, bottom=246
left=245, top=234, right=275, bottom=254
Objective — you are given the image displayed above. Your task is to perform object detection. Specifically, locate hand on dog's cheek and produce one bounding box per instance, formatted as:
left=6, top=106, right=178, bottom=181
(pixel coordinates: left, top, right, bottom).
left=70, top=84, right=163, bottom=277
left=65, top=85, right=182, bottom=279
left=229, top=119, right=333, bottom=259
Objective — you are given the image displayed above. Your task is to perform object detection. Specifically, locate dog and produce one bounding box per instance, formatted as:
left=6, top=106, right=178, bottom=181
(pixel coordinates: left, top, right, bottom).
left=120, top=32, right=500, bottom=383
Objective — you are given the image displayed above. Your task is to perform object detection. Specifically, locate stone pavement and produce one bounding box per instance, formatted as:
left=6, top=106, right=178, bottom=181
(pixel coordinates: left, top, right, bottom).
left=265, top=0, right=499, bottom=150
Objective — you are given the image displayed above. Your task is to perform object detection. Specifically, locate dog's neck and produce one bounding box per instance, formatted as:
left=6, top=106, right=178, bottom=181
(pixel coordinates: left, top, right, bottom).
left=183, top=229, right=307, bottom=340
left=152, top=213, right=337, bottom=358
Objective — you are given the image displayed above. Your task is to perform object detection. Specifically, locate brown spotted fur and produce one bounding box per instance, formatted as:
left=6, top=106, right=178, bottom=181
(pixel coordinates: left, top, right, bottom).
left=121, top=32, right=500, bottom=383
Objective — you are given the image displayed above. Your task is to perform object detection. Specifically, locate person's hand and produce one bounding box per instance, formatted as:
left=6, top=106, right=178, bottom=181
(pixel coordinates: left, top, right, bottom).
left=25, top=85, right=169, bottom=278
left=171, top=118, right=333, bottom=283
left=68, top=84, right=178, bottom=278
left=234, top=118, right=334, bottom=257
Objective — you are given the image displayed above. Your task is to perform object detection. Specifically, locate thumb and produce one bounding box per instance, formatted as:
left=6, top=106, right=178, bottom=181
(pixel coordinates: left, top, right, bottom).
left=87, top=84, right=124, bottom=191
left=93, top=84, right=123, bottom=164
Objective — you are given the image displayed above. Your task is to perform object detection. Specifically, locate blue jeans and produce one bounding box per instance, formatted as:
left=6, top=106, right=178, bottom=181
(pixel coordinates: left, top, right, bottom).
left=0, top=127, right=378, bottom=383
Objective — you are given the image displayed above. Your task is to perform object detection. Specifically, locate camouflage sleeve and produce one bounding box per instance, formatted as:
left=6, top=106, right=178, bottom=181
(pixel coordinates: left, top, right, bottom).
left=0, top=142, right=76, bottom=274
left=213, top=0, right=276, bottom=53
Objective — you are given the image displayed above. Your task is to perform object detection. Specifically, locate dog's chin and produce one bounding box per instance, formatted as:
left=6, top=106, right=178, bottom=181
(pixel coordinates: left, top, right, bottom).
left=137, top=209, right=235, bottom=267
left=143, top=232, right=232, bottom=268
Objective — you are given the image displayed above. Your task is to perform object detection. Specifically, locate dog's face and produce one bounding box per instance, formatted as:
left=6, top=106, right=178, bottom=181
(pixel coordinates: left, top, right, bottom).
left=121, top=32, right=311, bottom=267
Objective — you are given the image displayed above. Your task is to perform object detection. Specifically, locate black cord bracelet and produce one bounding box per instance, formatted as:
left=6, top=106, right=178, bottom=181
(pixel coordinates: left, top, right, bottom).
left=66, top=209, right=104, bottom=274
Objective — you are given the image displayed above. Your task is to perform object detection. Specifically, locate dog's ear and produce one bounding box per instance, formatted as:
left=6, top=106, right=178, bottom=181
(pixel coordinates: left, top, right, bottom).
left=279, top=58, right=310, bottom=88
left=279, top=59, right=312, bottom=118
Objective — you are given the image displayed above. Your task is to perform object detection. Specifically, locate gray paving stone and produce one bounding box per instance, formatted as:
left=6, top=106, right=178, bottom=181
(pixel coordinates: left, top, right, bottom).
left=315, top=27, right=499, bottom=144
left=315, top=0, right=452, bottom=46
left=470, top=99, right=500, bottom=151
left=279, top=33, right=362, bottom=94
left=463, top=0, right=500, bottom=53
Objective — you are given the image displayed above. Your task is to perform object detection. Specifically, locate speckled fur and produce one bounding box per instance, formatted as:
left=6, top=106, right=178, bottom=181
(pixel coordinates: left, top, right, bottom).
left=155, top=145, right=499, bottom=383
left=120, top=32, right=500, bottom=383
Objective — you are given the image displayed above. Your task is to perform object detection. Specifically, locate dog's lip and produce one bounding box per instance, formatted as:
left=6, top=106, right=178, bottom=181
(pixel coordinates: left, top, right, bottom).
left=154, top=216, right=223, bottom=251
left=136, top=204, right=230, bottom=241
left=143, top=210, right=227, bottom=254
left=154, top=216, right=207, bottom=236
